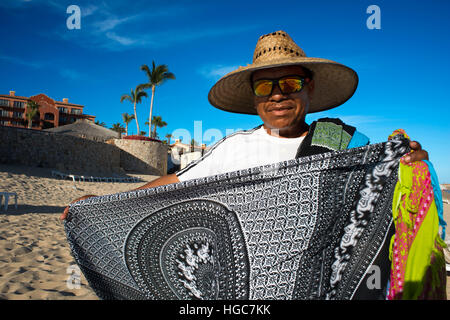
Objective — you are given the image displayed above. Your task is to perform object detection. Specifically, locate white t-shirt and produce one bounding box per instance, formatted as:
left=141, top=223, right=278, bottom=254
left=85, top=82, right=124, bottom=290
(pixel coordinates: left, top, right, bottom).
left=176, top=126, right=305, bottom=181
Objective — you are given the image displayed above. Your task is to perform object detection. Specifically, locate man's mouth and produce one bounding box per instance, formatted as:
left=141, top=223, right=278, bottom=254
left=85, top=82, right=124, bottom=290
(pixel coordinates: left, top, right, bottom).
left=267, top=105, right=293, bottom=115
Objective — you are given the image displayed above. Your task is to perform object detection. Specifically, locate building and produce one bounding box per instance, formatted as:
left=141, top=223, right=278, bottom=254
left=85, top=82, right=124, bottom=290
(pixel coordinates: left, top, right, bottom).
left=168, top=139, right=210, bottom=171
left=0, top=90, right=95, bottom=130
left=45, top=118, right=120, bottom=141
left=170, top=139, right=208, bottom=160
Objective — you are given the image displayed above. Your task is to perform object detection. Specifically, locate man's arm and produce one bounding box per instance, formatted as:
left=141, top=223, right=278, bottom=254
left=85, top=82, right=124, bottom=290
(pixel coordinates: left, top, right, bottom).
left=134, top=173, right=180, bottom=190
left=60, top=174, right=180, bottom=220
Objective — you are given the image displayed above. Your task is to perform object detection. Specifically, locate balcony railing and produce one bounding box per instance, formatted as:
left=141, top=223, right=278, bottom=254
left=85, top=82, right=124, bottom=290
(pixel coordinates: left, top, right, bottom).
left=13, top=102, right=25, bottom=108
left=12, top=113, right=24, bottom=119
left=0, top=105, right=27, bottom=112
left=0, top=100, right=10, bottom=107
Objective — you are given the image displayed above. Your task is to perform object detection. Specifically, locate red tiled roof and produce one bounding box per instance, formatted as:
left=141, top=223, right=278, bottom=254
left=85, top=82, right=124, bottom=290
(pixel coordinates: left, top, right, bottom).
left=55, top=101, right=84, bottom=107
left=0, top=94, right=28, bottom=100
left=0, top=94, right=84, bottom=107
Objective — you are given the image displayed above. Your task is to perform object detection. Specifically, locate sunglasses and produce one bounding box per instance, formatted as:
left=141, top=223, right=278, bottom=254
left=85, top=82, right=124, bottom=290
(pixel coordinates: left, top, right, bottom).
left=252, top=75, right=309, bottom=97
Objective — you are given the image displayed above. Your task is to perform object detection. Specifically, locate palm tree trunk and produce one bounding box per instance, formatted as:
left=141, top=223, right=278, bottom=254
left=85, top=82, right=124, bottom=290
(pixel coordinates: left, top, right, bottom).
left=148, top=85, right=155, bottom=138
left=134, top=101, right=140, bottom=133
left=125, top=123, right=128, bottom=136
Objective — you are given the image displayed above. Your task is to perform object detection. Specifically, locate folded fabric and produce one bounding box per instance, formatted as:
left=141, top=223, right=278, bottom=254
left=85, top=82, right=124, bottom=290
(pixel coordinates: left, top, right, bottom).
left=423, top=160, right=447, bottom=240
left=65, top=134, right=412, bottom=300
left=296, top=117, right=358, bottom=157
left=388, top=159, right=447, bottom=300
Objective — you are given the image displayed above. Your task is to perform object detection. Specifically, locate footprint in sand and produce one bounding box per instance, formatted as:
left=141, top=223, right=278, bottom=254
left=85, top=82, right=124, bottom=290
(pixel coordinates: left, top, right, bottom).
left=13, top=285, right=36, bottom=295
left=13, top=246, right=33, bottom=256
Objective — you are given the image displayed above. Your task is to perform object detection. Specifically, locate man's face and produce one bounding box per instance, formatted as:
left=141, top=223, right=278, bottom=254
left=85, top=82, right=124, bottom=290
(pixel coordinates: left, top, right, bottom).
left=252, top=65, right=314, bottom=137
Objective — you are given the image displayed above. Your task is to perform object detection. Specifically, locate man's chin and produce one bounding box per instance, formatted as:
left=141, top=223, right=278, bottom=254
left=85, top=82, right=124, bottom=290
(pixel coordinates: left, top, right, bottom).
left=266, top=121, right=292, bottom=131
left=263, top=120, right=308, bottom=138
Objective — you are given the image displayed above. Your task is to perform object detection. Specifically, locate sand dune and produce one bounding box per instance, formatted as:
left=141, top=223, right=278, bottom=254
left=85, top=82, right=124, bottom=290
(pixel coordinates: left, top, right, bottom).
left=0, top=163, right=449, bottom=300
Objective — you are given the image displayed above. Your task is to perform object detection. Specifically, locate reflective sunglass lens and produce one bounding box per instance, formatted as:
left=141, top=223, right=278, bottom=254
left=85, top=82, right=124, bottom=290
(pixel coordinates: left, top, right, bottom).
left=254, top=80, right=273, bottom=97
left=253, top=77, right=304, bottom=96
left=279, top=78, right=303, bottom=94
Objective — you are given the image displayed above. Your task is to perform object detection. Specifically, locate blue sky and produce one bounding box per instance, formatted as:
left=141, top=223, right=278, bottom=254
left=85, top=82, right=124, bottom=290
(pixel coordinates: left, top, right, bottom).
left=1, top=0, right=449, bottom=182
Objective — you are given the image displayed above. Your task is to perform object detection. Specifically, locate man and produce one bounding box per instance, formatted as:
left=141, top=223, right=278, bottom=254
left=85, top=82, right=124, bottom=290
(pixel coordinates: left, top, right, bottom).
left=61, top=30, right=428, bottom=220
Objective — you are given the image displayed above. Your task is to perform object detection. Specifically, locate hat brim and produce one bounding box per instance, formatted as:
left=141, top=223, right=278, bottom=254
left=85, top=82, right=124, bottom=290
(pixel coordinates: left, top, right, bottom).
left=208, top=57, right=358, bottom=115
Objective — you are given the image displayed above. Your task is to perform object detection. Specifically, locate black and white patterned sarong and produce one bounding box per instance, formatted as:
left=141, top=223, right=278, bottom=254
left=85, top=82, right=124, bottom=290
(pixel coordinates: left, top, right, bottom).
left=64, top=135, right=409, bottom=300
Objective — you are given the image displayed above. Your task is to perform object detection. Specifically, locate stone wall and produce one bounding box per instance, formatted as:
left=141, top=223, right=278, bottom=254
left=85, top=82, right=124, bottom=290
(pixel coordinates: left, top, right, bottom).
left=112, top=139, right=168, bottom=176
left=0, top=126, right=168, bottom=176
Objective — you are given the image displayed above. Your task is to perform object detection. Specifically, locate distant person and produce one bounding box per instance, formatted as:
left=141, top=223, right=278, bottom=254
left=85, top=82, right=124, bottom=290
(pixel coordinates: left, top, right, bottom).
left=61, top=30, right=428, bottom=220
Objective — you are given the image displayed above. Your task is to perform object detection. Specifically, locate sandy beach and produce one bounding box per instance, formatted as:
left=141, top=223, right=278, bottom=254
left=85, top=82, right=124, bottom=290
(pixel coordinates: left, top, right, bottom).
left=0, top=164, right=158, bottom=300
left=0, top=163, right=449, bottom=300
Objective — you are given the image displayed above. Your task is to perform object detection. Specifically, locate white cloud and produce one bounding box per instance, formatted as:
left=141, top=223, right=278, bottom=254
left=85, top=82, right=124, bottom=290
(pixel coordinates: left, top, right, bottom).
left=73, top=25, right=257, bottom=51
left=94, top=15, right=138, bottom=32
left=199, top=64, right=239, bottom=80
left=42, top=2, right=260, bottom=52
left=82, top=5, right=98, bottom=17
left=0, top=54, right=44, bottom=69
left=105, top=32, right=136, bottom=46
left=0, top=54, right=84, bottom=81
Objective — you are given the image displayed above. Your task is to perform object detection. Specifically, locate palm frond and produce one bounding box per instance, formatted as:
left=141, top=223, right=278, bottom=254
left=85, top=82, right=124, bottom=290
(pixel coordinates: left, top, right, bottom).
left=140, top=64, right=151, bottom=78
left=137, top=83, right=151, bottom=90
left=120, top=94, right=132, bottom=103
left=135, top=90, right=148, bottom=103
left=122, top=112, right=135, bottom=124
left=111, top=122, right=125, bottom=134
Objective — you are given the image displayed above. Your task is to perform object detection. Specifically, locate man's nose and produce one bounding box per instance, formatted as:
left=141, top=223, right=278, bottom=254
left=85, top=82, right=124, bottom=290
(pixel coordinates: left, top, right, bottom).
left=269, top=84, right=286, bottom=101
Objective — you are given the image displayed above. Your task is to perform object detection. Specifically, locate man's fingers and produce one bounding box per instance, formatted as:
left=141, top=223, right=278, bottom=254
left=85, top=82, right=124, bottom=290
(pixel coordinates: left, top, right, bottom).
left=404, top=141, right=428, bottom=163
left=60, top=195, right=96, bottom=221
left=403, top=149, right=429, bottom=163
left=60, top=206, right=69, bottom=221
left=409, top=140, right=422, bottom=151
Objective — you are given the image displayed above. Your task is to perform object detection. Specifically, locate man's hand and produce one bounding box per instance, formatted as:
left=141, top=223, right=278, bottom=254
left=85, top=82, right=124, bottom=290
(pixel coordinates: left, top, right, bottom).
left=60, top=194, right=97, bottom=221
left=403, top=141, right=429, bottom=163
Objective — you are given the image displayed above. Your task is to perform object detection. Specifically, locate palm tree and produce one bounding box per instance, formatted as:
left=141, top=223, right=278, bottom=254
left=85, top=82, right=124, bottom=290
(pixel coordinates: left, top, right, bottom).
left=26, top=100, right=40, bottom=129
left=111, top=123, right=125, bottom=135
left=120, top=85, right=148, bottom=134
left=165, top=133, right=173, bottom=144
left=121, top=112, right=135, bottom=136
left=150, top=115, right=167, bottom=138
left=190, top=138, right=198, bottom=152
left=95, top=120, right=106, bottom=127
left=139, top=130, right=147, bottom=136
left=145, top=120, right=161, bottom=139
left=139, top=61, right=175, bottom=137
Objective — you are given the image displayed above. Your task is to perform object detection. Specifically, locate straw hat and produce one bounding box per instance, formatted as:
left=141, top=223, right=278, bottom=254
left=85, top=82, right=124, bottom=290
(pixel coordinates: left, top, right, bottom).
left=208, top=30, right=358, bottom=115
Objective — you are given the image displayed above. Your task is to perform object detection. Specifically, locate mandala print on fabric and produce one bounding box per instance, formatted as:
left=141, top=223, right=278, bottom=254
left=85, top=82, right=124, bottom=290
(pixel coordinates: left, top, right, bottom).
left=65, top=135, right=413, bottom=300
left=124, top=200, right=250, bottom=300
